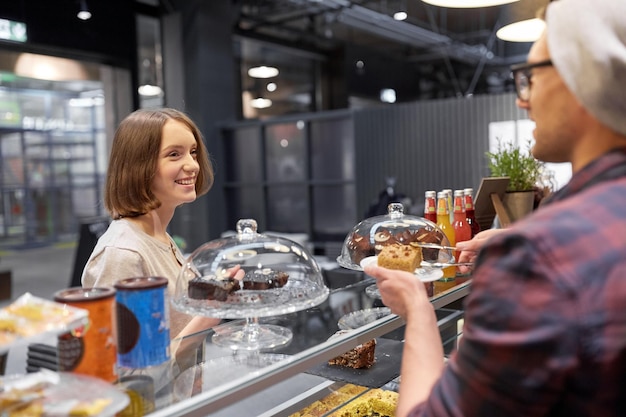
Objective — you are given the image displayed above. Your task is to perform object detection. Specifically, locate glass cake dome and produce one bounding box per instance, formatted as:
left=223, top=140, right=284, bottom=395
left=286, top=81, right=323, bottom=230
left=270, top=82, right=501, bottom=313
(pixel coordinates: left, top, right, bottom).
left=337, top=202, right=454, bottom=271
left=173, top=219, right=329, bottom=350
left=173, top=219, right=329, bottom=319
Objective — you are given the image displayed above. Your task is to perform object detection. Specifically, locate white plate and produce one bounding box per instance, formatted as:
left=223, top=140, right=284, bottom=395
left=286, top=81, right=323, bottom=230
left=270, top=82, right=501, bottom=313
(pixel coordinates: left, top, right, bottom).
left=359, top=256, right=443, bottom=282
left=0, top=293, right=89, bottom=354
left=338, top=307, right=392, bottom=330
left=0, top=370, right=129, bottom=417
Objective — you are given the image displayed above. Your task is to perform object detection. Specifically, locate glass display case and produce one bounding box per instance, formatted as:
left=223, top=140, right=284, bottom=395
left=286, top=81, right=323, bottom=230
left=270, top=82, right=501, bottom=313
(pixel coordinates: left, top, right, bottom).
left=1, top=227, right=470, bottom=417
left=151, top=273, right=469, bottom=417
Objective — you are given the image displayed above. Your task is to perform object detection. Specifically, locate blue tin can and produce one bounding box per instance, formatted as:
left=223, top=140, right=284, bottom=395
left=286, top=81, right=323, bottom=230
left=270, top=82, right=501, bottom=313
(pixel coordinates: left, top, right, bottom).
left=114, top=277, right=170, bottom=368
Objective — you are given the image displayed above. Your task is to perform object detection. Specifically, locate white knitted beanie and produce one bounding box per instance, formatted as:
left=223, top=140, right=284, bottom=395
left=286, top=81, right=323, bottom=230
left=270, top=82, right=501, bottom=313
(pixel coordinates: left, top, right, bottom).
left=546, top=0, right=626, bottom=136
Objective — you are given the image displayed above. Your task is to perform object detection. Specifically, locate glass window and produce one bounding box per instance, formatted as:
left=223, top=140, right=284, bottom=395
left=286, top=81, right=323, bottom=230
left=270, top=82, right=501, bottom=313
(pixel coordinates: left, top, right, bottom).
left=1, top=132, right=24, bottom=187
left=311, top=117, right=354, bottom=181
left=0, top=61, right=106, bottom=245
left=137, top=14, right=164, bottom=108
left=312, top=184, right=357, bottom=239
left=225, top=187, right=266, bottom=231
left=267, top=186, right=309, bottom=232
left=224, top=127, right=263, bottom=183
left=238, top=38, right=319, bottom=119
left=265, top=122, right=307, bottom=182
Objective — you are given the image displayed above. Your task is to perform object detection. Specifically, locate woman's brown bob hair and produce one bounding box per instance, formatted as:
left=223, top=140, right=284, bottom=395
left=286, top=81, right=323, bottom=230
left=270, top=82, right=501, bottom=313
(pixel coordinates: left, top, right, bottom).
left=104, top=108, right=214, bottom=219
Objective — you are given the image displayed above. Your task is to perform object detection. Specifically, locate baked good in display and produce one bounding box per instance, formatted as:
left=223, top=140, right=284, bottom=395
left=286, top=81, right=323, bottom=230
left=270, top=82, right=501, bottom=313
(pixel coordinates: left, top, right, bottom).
left=346, top=232, right=373, bottom=264
left=343, top=223, right=446, bottom=268
left=0, top=293, right=89, bottom=349
left=242, top=268, right=289, bottom=290
left=0, top=368, right=129, bottom=417
left=188, top=268, right=291, bottom=300
left=413, top=226, right=445, bottom=261
left=331, top=388, right=399, bottom=417
left=373, top=230, right=396, bottom=254
left=289, top=385, right=398, bottom=417
left=188, top=276, right=241, bottom=301
left=327, top=331, right=376, bottom=369
left=288, top=384, right=367, bottom=417
left=377, top=244, right=422, bottom=272
left=366, top=389, right=398, bottom=417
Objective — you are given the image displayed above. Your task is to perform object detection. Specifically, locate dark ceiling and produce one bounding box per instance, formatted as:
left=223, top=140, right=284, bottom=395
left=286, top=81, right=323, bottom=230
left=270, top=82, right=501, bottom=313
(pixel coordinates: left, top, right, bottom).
left=0, top=0, right=539, bottom=116
left=233, top=0, right=537, bottom=103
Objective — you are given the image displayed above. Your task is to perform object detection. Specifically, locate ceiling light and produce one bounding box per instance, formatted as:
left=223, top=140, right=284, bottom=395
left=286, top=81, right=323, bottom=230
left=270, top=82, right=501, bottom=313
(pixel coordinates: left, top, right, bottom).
left=15, top=53, right=88, bottom=81
left=250, top=97, right=272, bottom=109
left=496, top=18, right=545, bottom=42
left=138, top=84, right=163, bottom=97
left=77, top=0, right=92, bottom=20
left=380, top=89, right=396, bottom=103
left=496, top=0, right=547, bottom=42
left=421, top=0, right=519, bottom=7
left=247, top=66, right=279, bottom=79
left=393, top=11, right=407, bottom=21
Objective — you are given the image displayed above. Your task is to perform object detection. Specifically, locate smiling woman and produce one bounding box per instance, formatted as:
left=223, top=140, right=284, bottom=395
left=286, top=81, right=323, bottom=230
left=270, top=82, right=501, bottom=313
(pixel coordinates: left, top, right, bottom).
left=80, top=108, right=221, bottom=343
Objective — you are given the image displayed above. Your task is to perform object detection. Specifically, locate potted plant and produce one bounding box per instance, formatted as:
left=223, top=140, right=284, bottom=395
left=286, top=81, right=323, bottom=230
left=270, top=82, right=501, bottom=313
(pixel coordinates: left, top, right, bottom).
left=486, top=140, right=544, bottom=222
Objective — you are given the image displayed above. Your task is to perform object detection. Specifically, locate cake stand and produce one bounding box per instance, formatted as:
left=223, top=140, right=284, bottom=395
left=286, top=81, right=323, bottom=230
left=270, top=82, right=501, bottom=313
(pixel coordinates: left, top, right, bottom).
left=172, top=219, right=329, bottom=351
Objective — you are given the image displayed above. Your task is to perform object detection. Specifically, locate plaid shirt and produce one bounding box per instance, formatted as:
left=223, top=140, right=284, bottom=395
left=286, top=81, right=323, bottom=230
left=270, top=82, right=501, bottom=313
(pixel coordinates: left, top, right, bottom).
left=410, top=148, right=626, bottom=417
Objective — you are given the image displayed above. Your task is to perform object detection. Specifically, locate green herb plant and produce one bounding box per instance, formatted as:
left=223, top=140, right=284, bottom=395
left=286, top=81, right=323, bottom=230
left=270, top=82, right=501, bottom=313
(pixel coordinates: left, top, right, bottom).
left=486, top=140, right=544, bottom=192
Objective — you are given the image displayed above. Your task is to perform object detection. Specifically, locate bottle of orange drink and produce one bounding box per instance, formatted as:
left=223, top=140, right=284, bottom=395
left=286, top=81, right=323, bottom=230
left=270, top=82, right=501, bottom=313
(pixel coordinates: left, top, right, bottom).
left=436, top=191, right=456, bottom=280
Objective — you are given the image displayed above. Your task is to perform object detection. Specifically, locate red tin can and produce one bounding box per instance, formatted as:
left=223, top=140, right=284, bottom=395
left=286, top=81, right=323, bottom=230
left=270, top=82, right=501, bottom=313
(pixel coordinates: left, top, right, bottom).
left=54, top=287, right=117, bottom=382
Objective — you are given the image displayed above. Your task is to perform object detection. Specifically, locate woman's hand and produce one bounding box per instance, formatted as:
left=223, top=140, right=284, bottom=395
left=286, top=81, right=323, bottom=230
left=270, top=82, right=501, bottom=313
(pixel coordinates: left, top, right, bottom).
left=173, top=266, right=244, bottom=370
left=226, top=265, right=245, bottom=280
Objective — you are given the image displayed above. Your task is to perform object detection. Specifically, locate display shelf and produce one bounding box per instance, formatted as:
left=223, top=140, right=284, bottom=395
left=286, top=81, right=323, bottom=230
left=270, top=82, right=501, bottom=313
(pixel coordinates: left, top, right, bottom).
left=149, top=278, right=469, bottom=417
left=0, top=276, right=468, bottom=416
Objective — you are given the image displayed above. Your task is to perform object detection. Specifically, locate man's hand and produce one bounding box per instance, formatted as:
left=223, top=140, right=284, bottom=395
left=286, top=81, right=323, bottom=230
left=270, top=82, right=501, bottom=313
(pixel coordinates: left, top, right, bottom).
left=455, top=229, right=504, bottom=273
left=363, top=264, right=430, bottom=319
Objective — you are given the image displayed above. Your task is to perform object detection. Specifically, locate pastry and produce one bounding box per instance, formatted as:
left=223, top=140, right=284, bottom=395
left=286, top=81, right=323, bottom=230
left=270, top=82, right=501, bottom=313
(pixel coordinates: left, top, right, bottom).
left=328, top=335, right=376, bottom=369
left=377, top=244, right=422, bottom=272
left=330, top=388, right=398, bottom=417
left=241, top=268, right=289, bottom=290
left=413, top=226, right=445, bottom=261
left=373, top=230, right=396, bottom=254
left=187, top=276, right=240, bottom=301
left=367, top=389, right=398, bottom=416
left=288, top=384, right=367, bottom=417
left=346, top=232, right=373, bottom=264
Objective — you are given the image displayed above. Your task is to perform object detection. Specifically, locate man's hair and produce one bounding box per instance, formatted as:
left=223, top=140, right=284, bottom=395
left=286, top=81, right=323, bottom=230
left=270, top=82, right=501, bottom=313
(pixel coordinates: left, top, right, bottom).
left=104, top=108, right=214, bottom=219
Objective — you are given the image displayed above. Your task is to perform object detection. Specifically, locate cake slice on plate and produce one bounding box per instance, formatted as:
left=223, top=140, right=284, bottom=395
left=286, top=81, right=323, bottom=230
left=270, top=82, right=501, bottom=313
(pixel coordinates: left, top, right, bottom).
left=377, top=243, right=422, bottom=272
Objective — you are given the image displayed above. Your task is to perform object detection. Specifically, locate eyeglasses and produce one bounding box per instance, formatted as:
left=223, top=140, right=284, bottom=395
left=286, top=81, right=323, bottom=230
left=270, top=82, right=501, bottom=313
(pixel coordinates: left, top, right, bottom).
left=510, top=59, right=553, bottom=101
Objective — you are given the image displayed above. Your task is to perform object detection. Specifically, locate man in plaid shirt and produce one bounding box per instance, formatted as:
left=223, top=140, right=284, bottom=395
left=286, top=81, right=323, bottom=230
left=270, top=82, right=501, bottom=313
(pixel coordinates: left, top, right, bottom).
left=365, top=0, right=626, bottom=415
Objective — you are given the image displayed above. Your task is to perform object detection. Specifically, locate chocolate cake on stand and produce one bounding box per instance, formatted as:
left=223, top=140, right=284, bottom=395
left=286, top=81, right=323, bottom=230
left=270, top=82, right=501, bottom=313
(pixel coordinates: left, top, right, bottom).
left=173, top=218, right=329, bottom=352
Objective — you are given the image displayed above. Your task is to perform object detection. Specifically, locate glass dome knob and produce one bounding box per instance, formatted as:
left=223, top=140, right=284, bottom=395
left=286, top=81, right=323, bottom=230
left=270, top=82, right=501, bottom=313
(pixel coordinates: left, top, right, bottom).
left=236, top=219, right=258, bottom=240
left=388, top=202, right=404, bottom=218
